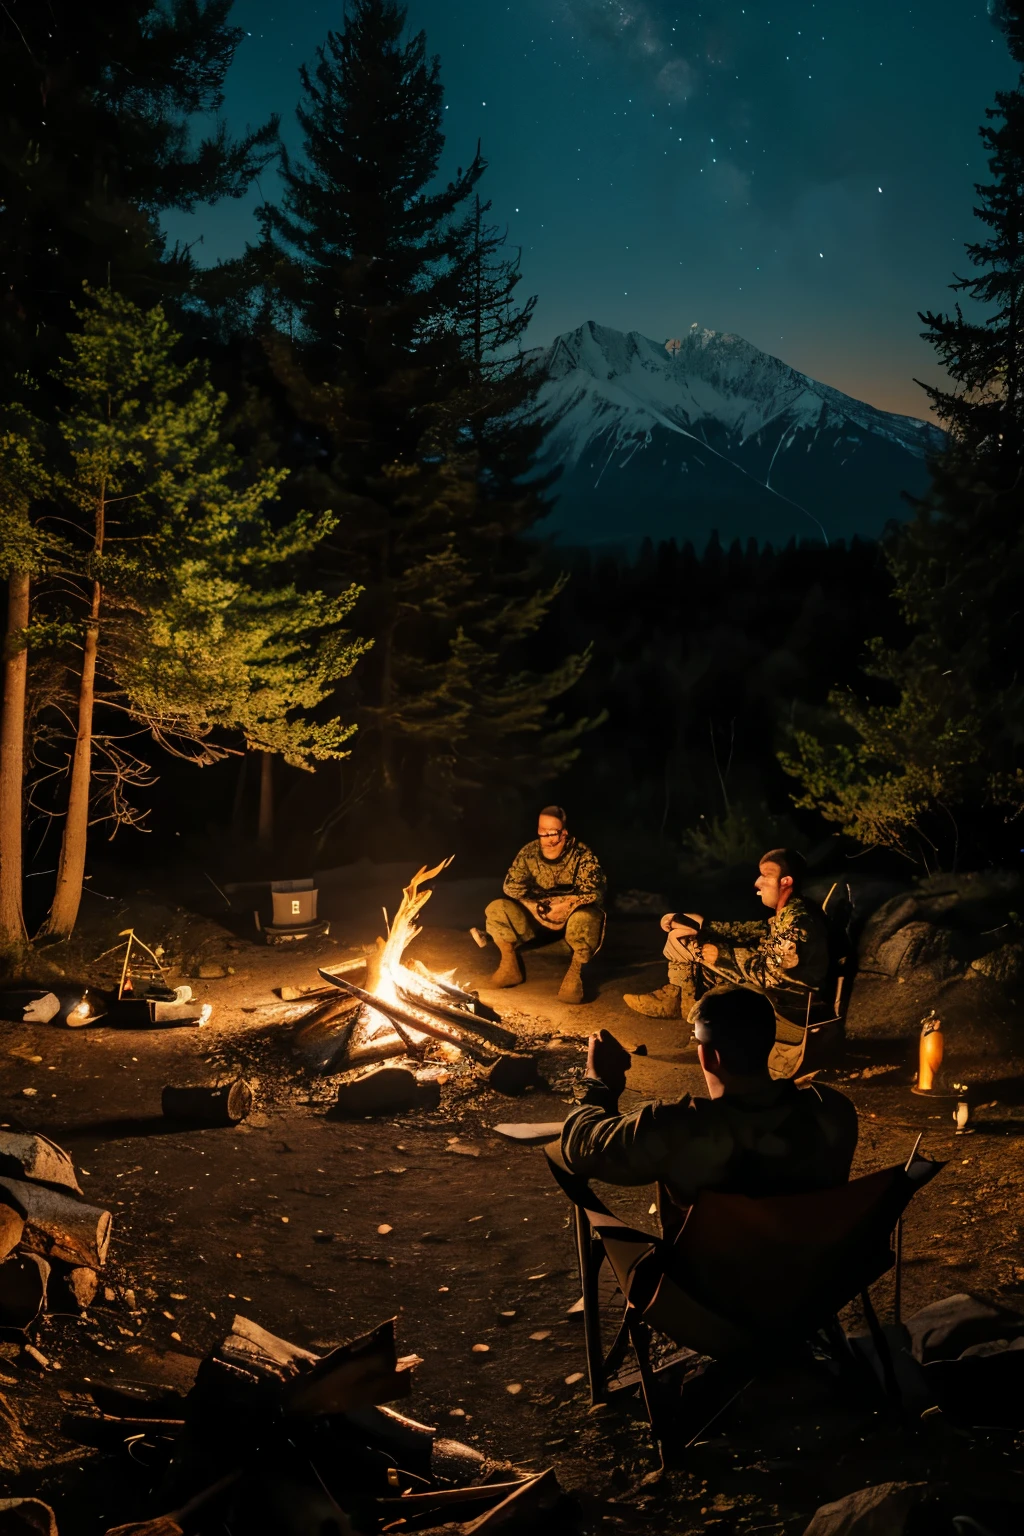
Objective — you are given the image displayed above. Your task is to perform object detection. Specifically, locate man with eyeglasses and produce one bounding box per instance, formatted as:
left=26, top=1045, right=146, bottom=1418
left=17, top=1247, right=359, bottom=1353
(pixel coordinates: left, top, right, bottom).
left=484, top=805, right=606, bottom=1004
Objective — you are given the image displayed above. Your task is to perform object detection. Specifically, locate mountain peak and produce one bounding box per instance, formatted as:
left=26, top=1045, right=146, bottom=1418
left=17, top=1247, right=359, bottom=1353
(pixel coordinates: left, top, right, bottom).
left=531, top=320, right=942, bottom=550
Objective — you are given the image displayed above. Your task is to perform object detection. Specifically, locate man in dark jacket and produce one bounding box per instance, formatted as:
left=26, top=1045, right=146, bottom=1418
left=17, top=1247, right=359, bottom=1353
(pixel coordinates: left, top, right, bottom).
left=562, top=985, right=857, bottom=1204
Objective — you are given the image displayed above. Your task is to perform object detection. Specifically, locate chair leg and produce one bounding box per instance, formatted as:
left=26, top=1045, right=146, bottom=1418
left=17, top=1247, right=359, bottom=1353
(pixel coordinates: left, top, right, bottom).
left=575, top=1207, right=608, bottom=1405
left=861, top=1289, right=902, bottom=1405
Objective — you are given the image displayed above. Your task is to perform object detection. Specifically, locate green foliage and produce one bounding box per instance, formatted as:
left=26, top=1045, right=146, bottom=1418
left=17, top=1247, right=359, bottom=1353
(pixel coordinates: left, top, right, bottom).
left=0, top=406, right=53, bottom=586
left=780, top=634, right=988, bottom=864
left=678, top=802, right=804, bottom=877
left=39, top=287, right=368, bottom=817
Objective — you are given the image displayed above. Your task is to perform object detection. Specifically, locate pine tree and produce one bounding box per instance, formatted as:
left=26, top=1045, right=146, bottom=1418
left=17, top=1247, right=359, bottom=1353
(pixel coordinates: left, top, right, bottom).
left=0, top=0, right=278, bottom=947
left=34, top=289, right=367, bottom=940
left=780, top=8, right=1024, bottom=864
left=256, top=0, right=589, bottom=840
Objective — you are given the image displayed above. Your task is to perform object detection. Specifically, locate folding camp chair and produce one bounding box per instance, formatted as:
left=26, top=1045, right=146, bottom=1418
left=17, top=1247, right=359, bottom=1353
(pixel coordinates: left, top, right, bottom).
left=768, top=880, right=855, bottom=1080
left=549, top=1142, right=943, bottom=1458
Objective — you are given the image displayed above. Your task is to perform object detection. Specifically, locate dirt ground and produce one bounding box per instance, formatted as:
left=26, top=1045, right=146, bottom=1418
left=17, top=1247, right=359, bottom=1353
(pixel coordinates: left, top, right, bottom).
left=2, top=880, right=1024, bottom=1533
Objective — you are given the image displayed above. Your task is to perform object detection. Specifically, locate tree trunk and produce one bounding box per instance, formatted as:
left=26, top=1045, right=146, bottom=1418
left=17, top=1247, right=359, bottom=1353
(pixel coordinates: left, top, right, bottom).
left=39, top=583, right=100, bottom=940
left=257, top=750, right=274, bottom=848
left=0, top=570, right=30, bottom=948
left=231, top=748, right=249, bottom=838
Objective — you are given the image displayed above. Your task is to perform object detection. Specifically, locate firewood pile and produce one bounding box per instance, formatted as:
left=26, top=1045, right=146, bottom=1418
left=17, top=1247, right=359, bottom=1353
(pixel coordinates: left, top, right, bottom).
left=59, top=1313, right=571, bottom=1536
left=287, top=863, right=542, bottom=1107
left=0, top=1131, right=112, bottom=1333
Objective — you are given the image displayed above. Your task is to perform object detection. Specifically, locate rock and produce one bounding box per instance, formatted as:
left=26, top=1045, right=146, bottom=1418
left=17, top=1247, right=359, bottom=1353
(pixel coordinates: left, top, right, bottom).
left=916, top=869, right=1021, bottom=903
left=866, top=921, right=967, bottom=981
left=905, top=1292, right=1024, bottom=1363
left=48, top=1265, right=99, bottom=1312
left=0, top=1498, right=57, bottom=1536
left=196, top=963, right=227, bottom=979
left=856, top=895, right=921, bottom=966
left=801, top=1482, right=926, bottom=1536
left=485, top=1054, right=541, bottom=1096
left=969, top=942, right=1024, bottom=983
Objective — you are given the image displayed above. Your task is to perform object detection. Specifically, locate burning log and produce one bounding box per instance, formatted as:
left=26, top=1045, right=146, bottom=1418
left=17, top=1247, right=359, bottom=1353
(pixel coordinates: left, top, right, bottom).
left=0, top=1176, right=111, bottom=1268
left=308, top=862, right=524, bottom=1077
left=405, top=960, right=503, bottom=1023
left=393, top=978, right=518, bottom=1052
left=292, top=996, right=363, bottom=1072
left=321, top=975, right=494, bottom=1062
left=161, top=1080, right=254, bottom=1126
left=0, top=1132, right=83, bottom=1195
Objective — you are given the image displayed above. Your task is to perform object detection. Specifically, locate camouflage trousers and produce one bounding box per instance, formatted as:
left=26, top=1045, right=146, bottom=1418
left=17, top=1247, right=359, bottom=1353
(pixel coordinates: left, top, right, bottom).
left=664, top=933, right=805, bottom=1044
left=485, top=898, right=606, bottom=961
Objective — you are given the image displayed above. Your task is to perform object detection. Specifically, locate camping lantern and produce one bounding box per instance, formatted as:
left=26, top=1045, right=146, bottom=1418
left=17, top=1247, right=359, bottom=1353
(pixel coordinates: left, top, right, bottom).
left=271, top=879, right=318, bottom=927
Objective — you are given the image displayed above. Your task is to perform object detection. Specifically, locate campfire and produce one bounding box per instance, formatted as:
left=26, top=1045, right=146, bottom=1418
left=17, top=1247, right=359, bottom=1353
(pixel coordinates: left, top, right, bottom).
left=292, top=861, right=521, bottom=1080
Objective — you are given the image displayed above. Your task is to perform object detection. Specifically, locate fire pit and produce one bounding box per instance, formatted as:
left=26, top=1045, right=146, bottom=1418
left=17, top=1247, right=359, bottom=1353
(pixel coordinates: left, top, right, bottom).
left=292, top=862, right=525, bottom=1085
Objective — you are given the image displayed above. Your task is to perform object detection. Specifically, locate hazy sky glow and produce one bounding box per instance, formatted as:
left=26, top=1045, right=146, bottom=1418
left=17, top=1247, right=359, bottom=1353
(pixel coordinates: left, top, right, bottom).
left=171, top=1, right=1018, bottom=420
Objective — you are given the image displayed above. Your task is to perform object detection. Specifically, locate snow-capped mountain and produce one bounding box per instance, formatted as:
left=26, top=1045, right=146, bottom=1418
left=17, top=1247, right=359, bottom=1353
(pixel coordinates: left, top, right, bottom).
left=531, top=321, right=943, bottom=549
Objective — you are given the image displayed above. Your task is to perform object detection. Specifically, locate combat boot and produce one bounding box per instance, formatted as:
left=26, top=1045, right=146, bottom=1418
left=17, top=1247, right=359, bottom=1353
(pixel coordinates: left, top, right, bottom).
left=623, top=983, right=682, bottom=1018
left=558, top=954, right=586, bottom=1004
left=490, top=941, right=524, bottom=988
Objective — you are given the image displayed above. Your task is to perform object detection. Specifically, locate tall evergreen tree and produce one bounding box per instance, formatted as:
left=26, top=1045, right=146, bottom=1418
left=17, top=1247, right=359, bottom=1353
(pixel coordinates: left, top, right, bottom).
left=32, top=288, right=366, bottom=940
left=780, top=7, right=1024, bottom=864
left=256, top=0, right=589, bottom=841
left=0, top=0, right=278, bottom=946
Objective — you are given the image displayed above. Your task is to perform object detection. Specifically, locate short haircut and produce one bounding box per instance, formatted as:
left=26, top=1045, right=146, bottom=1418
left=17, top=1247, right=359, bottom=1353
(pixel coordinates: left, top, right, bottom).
left=539, top=804, right=567, bottom=825
left=690, top=985, right=776, bottom=1075
left=759, top=847, right=807, bottom=887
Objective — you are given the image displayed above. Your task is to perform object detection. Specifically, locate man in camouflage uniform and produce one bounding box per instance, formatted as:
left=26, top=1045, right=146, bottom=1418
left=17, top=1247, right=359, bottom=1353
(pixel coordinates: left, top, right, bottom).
left=485, top=805, right=606, bottom=1004
left=624, top=848, right=829, bottom=1041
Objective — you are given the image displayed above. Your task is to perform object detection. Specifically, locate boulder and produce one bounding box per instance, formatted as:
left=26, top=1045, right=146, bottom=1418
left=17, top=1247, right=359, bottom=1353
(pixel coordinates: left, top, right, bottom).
left=905, top=1292, right=1024, bottom=1363
left=857, top=896, right=921, bottom=968
left=866, top=921, right=967, bottom=982
left=801, top=1482, right=925, bottom=1536
left=969, top=942, right=1024, bottom=983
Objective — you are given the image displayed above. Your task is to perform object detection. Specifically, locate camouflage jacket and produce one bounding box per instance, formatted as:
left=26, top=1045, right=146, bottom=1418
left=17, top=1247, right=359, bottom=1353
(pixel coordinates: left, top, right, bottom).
left=503, top=837, right=606, bottom=905
left=561, top=1076, right=858, bottom=1204
left=706, top=895, right=830, bottom=1001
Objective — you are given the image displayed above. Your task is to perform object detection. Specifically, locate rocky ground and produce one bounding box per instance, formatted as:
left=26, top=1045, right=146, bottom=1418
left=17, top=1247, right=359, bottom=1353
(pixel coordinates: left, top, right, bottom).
left=1, top=866, right=1023, bottom=1533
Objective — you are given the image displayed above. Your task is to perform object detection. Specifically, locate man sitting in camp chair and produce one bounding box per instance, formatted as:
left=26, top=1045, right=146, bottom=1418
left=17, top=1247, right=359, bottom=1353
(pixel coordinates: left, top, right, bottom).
left=562, top=986, right=858, bottom=1204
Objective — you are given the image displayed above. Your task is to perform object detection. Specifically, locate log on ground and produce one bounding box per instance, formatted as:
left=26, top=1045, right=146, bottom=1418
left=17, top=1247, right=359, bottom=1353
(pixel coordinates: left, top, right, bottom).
left=0, top=1177, right=111, bottom=1268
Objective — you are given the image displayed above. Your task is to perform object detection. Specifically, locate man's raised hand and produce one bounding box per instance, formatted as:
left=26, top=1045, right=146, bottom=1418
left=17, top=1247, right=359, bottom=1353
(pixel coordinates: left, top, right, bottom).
left=586, top=1029, right=632, bottom=1097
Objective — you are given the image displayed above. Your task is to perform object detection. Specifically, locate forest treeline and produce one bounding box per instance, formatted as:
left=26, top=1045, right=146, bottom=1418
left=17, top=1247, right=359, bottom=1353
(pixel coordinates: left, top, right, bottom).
left=1, top=0, right=1023, bottom=952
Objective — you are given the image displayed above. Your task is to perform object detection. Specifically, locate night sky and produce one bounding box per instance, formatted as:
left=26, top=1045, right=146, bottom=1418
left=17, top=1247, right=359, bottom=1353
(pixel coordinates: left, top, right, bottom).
left=168, top=2, right=1018, bottom=421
